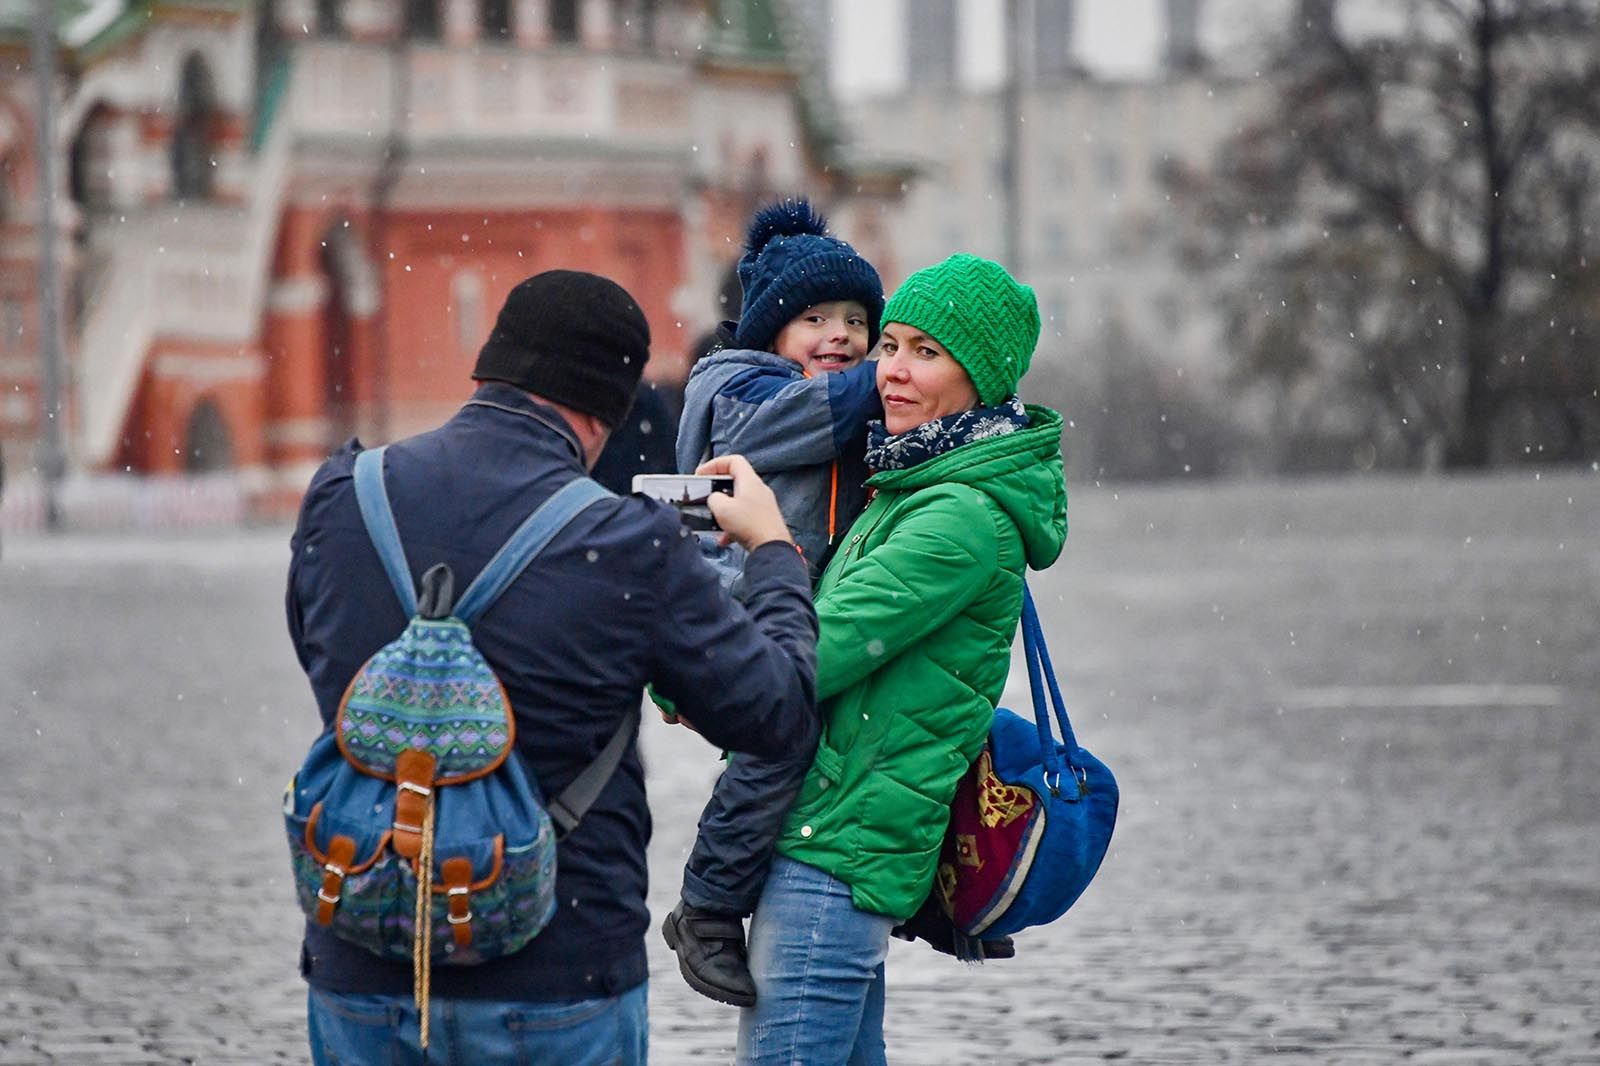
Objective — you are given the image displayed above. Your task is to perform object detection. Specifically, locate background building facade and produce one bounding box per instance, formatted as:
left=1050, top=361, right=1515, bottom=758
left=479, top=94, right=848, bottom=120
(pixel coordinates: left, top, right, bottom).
left=0, top=0, right=905, bottom=515
left=842, top=0, right=1269, bottom=478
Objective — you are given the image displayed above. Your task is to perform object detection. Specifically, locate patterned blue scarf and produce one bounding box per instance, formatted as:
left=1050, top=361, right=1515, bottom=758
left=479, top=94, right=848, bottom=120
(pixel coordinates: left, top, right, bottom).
left=865, top=396, right=1030, bottom=472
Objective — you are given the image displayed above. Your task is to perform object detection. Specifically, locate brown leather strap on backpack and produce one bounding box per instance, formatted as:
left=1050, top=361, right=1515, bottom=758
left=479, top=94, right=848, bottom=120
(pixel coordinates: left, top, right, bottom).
left=316, top=835, right=358, bottom=925
left=392, top=749, right=437, bottom=860
left=440, top=856, right=475, bottom=948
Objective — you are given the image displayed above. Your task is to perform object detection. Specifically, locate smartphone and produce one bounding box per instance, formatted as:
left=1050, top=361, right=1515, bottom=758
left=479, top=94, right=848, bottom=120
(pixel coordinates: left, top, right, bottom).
left=631, top=474, right=735, bottom=531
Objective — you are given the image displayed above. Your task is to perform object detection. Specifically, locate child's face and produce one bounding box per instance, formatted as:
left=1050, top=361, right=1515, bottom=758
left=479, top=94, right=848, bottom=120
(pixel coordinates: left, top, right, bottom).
left=771, top=300, right=871, bottom=375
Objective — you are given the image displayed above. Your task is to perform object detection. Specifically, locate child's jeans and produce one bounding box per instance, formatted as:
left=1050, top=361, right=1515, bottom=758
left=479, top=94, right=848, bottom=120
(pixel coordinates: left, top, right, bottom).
left=681, top=737, right=818, bottom=915
left=680, top=531, right=820, bottom=916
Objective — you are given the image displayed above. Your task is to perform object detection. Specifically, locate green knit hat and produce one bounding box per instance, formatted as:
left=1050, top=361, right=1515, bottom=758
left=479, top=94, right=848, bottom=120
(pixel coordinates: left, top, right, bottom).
left=880, top=254, right=1040, bottom=406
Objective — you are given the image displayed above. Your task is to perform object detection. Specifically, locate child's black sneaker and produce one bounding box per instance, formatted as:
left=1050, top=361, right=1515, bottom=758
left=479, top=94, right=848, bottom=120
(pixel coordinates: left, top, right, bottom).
left=661, top=901, right=757, bottom=1007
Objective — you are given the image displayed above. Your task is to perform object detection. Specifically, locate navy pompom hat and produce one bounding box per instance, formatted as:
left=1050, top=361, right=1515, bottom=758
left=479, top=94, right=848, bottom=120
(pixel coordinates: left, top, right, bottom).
left=733, top=198, right=884, bottom=353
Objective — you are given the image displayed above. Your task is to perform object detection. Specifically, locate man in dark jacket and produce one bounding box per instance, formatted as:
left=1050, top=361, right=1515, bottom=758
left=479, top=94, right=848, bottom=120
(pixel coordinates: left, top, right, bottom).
left=286, top=270, right=818, bottom=1065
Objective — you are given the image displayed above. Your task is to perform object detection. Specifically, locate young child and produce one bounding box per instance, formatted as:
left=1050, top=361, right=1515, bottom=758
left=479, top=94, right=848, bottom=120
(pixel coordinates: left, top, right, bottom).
left=662, top=198, right=885, bottom=1007
left=674, top=198, right=885, bottom=587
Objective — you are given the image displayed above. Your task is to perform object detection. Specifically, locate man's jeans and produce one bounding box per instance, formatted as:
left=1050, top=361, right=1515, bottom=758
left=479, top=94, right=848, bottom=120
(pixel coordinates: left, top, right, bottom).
left=307, top=982, right=648, bottom=1065
left=736, top=855, right=895, bottom=1066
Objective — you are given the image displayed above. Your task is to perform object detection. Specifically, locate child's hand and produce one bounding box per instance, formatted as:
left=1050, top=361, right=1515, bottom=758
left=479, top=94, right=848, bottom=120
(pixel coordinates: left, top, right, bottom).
left=647, top=684, right=699, bottom=732
left=648, top=683, right=680, bottom=724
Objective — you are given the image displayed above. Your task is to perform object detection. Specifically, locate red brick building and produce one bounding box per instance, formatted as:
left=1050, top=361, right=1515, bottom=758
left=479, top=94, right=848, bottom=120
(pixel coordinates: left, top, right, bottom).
left=0, top=0, right=906, bottom=516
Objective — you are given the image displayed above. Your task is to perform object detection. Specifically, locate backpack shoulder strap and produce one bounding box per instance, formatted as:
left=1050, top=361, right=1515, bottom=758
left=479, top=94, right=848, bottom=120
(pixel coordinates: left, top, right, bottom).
left=453, top=477, right=616, bottom=626
left=352, top=446, right=418, bottom=617
left=548, top=705, right=641, bottom=840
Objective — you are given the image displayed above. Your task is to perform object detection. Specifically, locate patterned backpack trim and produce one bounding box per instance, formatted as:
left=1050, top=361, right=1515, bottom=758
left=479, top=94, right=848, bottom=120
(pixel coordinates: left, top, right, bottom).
left=334, top=617, right=517, bottom=785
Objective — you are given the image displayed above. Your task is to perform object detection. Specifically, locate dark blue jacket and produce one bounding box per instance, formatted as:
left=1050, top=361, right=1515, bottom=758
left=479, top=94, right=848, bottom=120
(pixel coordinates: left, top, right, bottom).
left=286, top=382, right=818, bottom=1001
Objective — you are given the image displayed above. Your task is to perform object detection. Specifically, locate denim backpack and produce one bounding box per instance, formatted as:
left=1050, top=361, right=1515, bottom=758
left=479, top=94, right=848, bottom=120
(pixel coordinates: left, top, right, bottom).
left=936, top=585, right=1118, bottom=941
left=284, top=446, right=635, bottom=1042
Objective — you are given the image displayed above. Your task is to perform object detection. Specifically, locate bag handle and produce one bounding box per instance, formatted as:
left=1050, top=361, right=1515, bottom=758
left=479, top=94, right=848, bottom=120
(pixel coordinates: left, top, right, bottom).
left=353, top=446, right=418, bottom=617
left=1020, top=584, right=1088, bottom=798
left=453, top=478, right=615, bottom=625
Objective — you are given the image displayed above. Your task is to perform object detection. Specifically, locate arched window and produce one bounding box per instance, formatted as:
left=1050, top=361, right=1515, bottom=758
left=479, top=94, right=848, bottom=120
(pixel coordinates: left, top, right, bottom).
left=69, top=103, right=118, bottom=212
left=320, top=219, right=378, bottom=439
left=184, top=399, right=234, bottom=472
left=314, top=0, right=342, bottom=36
left=618, top=0, right=659, bottom=50
left=551, top=0, right=580, bottom=43
left=453, top=271, right=486, bottom=357
left=0, top=154, right=13, bottom=224
left=482, top=0, right=513, bottom=40
left=171, top=54, right=218, bottom=202
left=405, top=0, right=441, bottom=38
left=638, top=0, right=659, bottom=51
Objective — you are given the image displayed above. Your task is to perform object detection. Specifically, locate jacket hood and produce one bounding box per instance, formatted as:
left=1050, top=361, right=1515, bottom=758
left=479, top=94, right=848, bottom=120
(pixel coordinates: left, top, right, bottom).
left=867, top=404, right=1067, bottom=570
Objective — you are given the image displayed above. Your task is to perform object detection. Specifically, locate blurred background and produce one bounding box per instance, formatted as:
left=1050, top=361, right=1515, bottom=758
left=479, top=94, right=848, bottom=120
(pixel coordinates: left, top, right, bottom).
left=2, top=6, right=1597, bottom=1061
left=0, top=0, right=1596, bottom=531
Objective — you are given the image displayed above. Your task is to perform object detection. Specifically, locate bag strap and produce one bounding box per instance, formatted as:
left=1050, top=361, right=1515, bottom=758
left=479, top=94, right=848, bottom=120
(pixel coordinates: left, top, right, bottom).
left=1020, top=584, right=1088, bottom=795
left=353, top=446, right=418, bottom=617
left=463, top=475, right=628, bottom=839
left=354, top=447, right=629, bottom=832
left=453, top=478, right=615, bottom=625
left=548, top=706, right=641, bottom=840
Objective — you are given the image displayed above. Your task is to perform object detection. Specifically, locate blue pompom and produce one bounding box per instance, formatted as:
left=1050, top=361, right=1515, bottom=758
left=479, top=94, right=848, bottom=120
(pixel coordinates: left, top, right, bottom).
left=744, top=198, right=829, bottom=254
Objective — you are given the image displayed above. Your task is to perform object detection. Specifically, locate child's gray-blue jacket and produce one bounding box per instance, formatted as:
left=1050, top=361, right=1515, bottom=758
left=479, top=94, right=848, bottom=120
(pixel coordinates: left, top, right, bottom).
left=676, top=348, right=880, bottom=583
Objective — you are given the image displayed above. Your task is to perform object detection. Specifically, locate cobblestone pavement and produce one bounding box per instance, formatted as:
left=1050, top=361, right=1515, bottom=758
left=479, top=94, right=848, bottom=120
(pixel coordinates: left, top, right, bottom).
left=3, top=472, right=1598, bottom=1064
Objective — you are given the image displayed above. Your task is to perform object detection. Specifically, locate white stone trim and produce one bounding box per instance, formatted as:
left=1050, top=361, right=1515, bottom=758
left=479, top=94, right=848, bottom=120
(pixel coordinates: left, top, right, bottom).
left=272, top=460, right=327, bottom=496
left=151, top=352, right=267, bottom=386
left=0, top=355, right=38, bottom=378
left=267, top=275, right=330, bottom=314
left=264, top=417, right=331, bottom=448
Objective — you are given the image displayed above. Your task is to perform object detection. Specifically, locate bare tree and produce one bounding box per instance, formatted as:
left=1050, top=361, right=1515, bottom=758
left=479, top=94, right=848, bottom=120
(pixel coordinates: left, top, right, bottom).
left=1178, top=0, right=1600, bottom=469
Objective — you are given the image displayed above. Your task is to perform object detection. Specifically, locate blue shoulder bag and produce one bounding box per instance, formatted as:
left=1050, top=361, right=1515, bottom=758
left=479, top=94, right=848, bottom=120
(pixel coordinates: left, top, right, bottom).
left=935, top=585, right=1118, bottom=939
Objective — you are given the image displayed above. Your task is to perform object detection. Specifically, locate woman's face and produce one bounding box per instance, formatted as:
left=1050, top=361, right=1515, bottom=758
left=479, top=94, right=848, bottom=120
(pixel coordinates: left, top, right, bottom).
left=875, top=322, right=980, bottom=435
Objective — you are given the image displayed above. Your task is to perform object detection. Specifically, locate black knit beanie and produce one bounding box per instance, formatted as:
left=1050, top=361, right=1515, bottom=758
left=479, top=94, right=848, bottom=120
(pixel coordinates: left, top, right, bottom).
left=472, top=270, right=651, bottom=428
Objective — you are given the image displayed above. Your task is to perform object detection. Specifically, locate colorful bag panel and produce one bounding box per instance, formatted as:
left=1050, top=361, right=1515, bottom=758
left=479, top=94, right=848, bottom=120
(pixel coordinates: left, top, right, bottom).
left=284, top=730, right=558, bottom=963
left=936, top=737, right=1049, bottom=934
left=936, top=706, right=1118, bottom=938
left=335, top=617, right=515, bottom=785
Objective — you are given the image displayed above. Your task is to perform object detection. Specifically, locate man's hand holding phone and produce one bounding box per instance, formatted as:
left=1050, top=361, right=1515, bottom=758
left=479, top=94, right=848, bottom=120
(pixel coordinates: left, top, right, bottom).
left=693, top=455, right=792, bottom=552
left=633, top=458, right=791, bottom=552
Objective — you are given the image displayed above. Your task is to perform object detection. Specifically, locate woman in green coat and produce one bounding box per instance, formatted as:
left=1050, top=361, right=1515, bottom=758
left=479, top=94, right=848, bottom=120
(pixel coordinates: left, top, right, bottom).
left=735, top=255, right=1068, bottom=1066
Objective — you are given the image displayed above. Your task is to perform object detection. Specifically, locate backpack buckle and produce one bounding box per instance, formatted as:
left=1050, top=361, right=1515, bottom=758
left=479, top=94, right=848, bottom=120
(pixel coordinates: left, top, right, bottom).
left=319, top=859, right=347, bottom=904
left=315, top=835, right=358, bottom=925
left=446, top=886, right=472, bottom=925
left=441, top=858, right=475, bottom=948
left=392, top=751, right=438, bottom=860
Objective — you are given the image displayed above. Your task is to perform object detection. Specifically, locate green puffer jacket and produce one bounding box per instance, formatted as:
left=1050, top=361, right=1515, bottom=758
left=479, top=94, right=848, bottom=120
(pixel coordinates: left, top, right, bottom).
left=774, top=405, right=1067, bottom=919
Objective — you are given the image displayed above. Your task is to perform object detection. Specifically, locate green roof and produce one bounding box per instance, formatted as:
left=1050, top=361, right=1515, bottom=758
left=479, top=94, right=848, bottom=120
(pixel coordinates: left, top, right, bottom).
left=0, top=0, right=104, bottom=39
left=0, top=1, right=244, bottom=56
left=706, top=0, right=786, bottom=60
